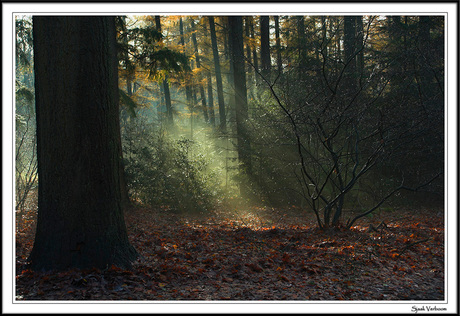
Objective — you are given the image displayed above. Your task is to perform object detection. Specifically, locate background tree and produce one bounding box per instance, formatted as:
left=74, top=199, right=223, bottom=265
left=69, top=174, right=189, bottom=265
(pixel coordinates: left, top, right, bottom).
left=249, top=16, right=260, bottom=87
left=29, top=16, right=138, bottom=271
left=155, top=16, right=174, bottom=126
left=178, top=16, right=195, bottom=132
left=229, top=16, right=252, bottom=184
left=343, top=15, right=358, bottom=94
left=208, top=16, right=226, bottom=132
left=202, top=21, right=217, bottom=127
left=260, top=16, right=271, bottom=80
left=190, top=17, right=210, bottom=123
left=274, top=16, right=283, bottom=74
left=297, top=16, right=308, bottom=81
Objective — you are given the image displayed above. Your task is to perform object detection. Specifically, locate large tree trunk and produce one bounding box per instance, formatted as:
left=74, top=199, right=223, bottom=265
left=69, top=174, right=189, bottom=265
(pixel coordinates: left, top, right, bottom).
left=29, top=16, right=138, bottom=271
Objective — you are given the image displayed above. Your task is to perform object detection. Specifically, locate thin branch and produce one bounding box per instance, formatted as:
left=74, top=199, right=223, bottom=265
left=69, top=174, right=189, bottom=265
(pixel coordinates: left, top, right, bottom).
left=346, top=172, right=442, bottom=228
left=397, top=238, right=430, bottom=257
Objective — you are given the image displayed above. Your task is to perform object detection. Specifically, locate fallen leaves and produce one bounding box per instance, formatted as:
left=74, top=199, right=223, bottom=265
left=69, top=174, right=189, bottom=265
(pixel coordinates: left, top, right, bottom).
left=245, top=263, right=263, bottom=273
left=15, top=206, right=444, bottom=301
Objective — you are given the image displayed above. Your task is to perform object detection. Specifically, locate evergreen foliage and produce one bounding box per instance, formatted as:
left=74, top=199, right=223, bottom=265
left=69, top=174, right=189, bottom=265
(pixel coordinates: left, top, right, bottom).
left=122, top=114, right=222, bottom=214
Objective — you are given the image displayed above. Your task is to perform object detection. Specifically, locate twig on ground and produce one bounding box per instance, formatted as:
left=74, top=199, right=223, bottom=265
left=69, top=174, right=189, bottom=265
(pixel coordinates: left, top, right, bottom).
left=398, top=238, right=430, bottom=257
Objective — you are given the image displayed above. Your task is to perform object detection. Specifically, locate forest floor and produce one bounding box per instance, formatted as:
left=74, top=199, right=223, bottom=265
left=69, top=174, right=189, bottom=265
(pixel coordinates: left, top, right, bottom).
left=15, top=199, right=445, bottom=301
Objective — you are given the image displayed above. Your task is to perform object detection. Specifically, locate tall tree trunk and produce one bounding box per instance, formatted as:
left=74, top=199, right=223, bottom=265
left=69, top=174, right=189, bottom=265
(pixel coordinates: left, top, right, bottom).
left=418, top=16, right=435, bottom=109
left=229, top=16, right=252, bottom=177
left=29, top=16, right=138, bottom=271
left=208, top=16, right=227, bottom=132
left=321, top=16, right=328, bottom=60
left=244, top=17, right=252, bottom=74
left=343, top=17, right=357, bottom=72
left=208, top=16, right=226, bottom=132
left=343, top=15, right=358, bottom=94
left=206, top=71, right=216, bottom=126
left=318, top=16, right=329, bottom=85
left=179, top=17, right=194, bottom=116
left=203, top=22, right=216, bottom=127
left=190, top=18, right=209, bottom=123
left=297, top=16, right=307, bottom=81
left=403, top=16, right=408, bottom=72
left=155, top=16, right=174, bottom=126
left=225, top=17, right=236, bottom=130
left=274, top=16, right=282, bottom=74
left=244, top=16, right=255, bottom=97
left=163, top=79, right=173, bottom=124
left=336, top=18, right=342, bottom=65
left=249, top=17, right=259, bottom=85
left=355, top=16, right=364, bottom=81
left=260, top=15, right=271, bottom=80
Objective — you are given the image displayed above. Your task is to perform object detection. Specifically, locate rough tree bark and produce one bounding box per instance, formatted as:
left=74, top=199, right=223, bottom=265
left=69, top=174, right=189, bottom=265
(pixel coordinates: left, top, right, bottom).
left=29, top=16, right=138, bottom=271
